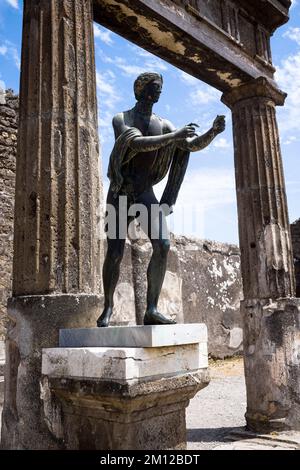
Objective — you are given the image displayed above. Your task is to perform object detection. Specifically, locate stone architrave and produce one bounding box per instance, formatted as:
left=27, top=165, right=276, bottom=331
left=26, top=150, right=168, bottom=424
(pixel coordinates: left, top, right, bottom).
left=222, top=77, right=300, bottom=432
left=1, top=0, right=102, bottom=450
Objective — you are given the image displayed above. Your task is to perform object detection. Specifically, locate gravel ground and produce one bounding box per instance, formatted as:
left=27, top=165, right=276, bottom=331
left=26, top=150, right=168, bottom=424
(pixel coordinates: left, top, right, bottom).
left=187, top=357, right=247, bottom=450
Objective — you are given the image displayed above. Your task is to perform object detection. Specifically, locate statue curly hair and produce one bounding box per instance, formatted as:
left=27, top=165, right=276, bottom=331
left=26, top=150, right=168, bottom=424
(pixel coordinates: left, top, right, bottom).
left=133, top=72, right=163, bottom=101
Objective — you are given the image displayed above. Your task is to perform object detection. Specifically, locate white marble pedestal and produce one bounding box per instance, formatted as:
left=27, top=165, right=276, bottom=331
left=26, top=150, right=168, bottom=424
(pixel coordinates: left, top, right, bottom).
left=41, top=324, right=210, bottom=450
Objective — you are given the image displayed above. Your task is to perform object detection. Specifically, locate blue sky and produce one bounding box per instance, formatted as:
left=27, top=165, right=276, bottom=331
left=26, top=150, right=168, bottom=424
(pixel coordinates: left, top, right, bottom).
left=0, top=0, right=299, bottom=245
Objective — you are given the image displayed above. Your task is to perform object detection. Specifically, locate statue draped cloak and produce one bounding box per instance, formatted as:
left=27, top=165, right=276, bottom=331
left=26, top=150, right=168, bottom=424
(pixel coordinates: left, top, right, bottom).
left=107, top=127, right=190, bottom=212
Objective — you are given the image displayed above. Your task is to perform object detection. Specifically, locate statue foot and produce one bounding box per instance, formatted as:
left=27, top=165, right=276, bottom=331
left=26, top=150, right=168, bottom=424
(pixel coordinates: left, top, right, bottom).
left=97, top=307, right=113, bottom=327
left=143, top=309, right=176, bottom=325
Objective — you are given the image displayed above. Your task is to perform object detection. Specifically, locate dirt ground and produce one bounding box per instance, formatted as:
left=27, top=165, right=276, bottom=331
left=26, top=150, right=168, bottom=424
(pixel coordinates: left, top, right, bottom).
left=187, top=357, right=247, bottom=450
left=187, top=357, right=300, bottom=450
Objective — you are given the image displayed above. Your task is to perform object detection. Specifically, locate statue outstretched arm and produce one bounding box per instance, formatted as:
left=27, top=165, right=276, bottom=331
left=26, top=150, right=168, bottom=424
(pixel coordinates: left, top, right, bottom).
left=164, top=115, right=226, bottom=152
left=128, top=126, right=197, bottom=152
left=112, top=113, right=198, bottom=153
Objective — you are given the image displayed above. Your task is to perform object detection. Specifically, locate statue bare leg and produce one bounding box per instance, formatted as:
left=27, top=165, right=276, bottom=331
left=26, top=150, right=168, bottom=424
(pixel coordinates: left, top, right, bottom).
left=138, top=189, right=176, bottom=325
left=144, top=237, right=176, bottom=324
left=97, top=187, right=176, bottom=326
left=97, top=237, right=126, bottom=327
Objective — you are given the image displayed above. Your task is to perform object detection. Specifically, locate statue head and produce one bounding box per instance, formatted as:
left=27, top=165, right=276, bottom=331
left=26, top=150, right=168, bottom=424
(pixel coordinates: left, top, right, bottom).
left=134, top=72, right=163, bottom=103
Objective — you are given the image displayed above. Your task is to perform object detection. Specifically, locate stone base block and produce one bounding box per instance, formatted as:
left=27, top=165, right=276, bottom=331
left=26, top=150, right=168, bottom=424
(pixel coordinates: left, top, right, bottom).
left=42, top=370, right=209, bottom=450
left=59, top=323, right=207, bottom=348
left=243, top=297, right=300, bottom=432
left=41, top=333, right=210, bottom=450
left=42, top=343, right=208, bottom=382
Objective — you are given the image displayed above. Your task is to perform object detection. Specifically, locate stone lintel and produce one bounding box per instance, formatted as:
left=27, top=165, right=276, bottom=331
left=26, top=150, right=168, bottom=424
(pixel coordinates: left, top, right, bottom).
left=42, top=343, right=208, bottom=382
left=222, top=76, right=287, bottom=108
left=93, top=0, right=277, bottom=92
left=59, top=323, right=207, bottom=348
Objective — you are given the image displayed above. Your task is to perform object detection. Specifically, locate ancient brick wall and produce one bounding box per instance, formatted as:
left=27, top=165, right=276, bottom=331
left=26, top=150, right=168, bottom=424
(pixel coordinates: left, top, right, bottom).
left=291, top=219, right=300, bottom=297
left=0, top=90, right=18, bottom=340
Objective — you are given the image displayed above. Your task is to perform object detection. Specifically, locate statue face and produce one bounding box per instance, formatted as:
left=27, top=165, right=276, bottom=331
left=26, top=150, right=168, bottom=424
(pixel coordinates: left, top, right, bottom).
left=142, top=79, right=162, bottom=103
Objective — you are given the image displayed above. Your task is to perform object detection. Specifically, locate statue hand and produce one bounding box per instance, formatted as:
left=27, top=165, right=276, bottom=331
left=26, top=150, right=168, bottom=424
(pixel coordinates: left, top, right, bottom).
left=174, top=123, right=198, bottom=140
left=212, top=115, right=226, bottom=134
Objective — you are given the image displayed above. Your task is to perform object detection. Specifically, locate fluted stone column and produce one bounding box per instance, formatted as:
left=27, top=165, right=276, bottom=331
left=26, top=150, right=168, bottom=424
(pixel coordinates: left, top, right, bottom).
left=222, top=77, right=300, bottom=432
left=1, top=0, right=103, bottom=449
left=223, top=77, right=295, bottom=300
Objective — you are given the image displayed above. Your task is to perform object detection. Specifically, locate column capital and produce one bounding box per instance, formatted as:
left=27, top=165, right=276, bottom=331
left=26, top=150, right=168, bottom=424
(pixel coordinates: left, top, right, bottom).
left=221, top=77, right=287, bottom=108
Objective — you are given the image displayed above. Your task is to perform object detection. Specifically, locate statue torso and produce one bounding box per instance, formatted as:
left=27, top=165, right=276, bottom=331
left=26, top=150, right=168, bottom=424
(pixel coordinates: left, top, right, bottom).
left=114, top=108, right=169, bottom=195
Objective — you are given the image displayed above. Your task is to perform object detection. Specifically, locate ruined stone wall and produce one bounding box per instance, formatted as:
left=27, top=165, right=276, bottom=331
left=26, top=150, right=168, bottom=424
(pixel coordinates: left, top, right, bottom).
left=291, top=219, right=300, bottom=297
left=0, top=90, right=18, bottom=340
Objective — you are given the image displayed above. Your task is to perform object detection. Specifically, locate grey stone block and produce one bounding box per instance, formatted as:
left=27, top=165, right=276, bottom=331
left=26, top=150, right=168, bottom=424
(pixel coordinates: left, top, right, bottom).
left=42, top=343, right=208, bottom=381
left=59, top=324, right=207, bottom=348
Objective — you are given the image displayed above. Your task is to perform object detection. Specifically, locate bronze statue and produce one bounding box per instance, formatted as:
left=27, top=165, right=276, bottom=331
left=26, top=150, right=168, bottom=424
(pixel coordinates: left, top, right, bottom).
left=97, top=72, right=225, bottom=327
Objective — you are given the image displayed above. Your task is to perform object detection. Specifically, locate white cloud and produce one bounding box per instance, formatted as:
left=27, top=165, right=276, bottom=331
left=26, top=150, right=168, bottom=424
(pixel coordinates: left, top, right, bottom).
left=284, top=135, right=298, bottom=145
left=0, top=79, right=6, bottom=92
left=283, top=27, right=300, bottom=46
left=0, top=41, right=20, bottom=69
left=0, top=45, right=8, bottom=55
left=275, top=51, right=300, bottom=134
left=111, top=56, right=167, bottom=77
left=153, top=167, right=236, bottom=238
left=291, top=0, right=298, bottom=8
left=144, top=58, right=167, bottom=72
left=178, top=167, right=236, bottom=208
left=114, top=60, right=145, bottom=77
left=128, top=44, right=152, bottom=58
left=135, top=49, right=153, bottom=58
left=180, top=72, right=199, bottom=86
left=179, top=71, right=221, bottom=104
left=98, top=109, right=115, bottom=145
left=131, top=45, right=168, bottom=72
left=155, top=167, right=235, bottom=210
left=5, top=0, right=18, bottom=9
left=11, top=46, right=20, bottom=69
left=96, top=69, right=122, bottom=144
left=96, top=70, right=121, bottom=109
left=96, top=44, right=167, bottom=77
left=193, top=87, right=221, bottom=104
left=94, top=24, right=114, bottom=46
left=94, top=47, right=114, bottom=64
left=213, top=137, right=231, bottom=149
